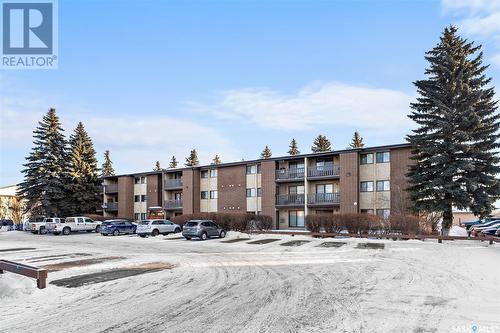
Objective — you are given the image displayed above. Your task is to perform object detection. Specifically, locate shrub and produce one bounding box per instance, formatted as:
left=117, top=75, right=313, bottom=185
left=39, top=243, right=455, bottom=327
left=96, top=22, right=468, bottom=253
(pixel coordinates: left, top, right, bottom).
left=171, top=213, right=273, bottom=232
left=388, top=214, right=424, bottom=235
left=305, top=215, right=322, bottom=232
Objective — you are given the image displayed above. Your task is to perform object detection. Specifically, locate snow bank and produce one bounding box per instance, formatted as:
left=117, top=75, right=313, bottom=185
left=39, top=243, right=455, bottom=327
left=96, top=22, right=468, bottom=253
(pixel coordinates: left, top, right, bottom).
left=449, top=226, right=468, bottom=237
left=0, top=274, right=36, bottom=298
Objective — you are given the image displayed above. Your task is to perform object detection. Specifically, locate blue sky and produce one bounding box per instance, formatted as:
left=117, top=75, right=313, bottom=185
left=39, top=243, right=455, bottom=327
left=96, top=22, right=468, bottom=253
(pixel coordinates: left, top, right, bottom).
left=1, top=0, right=500, bottom=184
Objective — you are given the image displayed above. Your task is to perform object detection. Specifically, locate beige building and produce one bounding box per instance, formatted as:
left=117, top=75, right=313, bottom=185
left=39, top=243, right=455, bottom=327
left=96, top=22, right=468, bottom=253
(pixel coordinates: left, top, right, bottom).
left=102, top=143, right=415, bottom=230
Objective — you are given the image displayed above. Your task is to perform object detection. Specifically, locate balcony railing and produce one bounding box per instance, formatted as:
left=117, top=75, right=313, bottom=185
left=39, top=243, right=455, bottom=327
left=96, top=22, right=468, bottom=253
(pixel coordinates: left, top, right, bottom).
left=104, top=184, right=118, bottom=193
left=104, top=202, right=118, bottom=211
left=307, top=165, right=340, bottom=178
left=275, top=168, right=305, bottom=181
left=164, top=178, right=183, bottom=189
left=307, top=192, right=340, bottom=205
left=164, top=199, right=183, bottom=209
left=276, top=194, right=305, bottom=206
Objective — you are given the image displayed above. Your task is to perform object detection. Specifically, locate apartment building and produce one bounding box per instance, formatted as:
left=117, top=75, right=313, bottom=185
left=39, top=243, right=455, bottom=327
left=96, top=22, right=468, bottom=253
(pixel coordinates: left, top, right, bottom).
left=102, top=143, right=412, bottom=230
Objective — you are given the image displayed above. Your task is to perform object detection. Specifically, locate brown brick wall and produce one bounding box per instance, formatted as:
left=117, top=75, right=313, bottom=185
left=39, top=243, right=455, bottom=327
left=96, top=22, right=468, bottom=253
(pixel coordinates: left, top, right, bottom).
left=261, top=160, right=276, bottom=226
left=390, top=147, right=413, bottom=214
left=339, top=152, right=359, bottom=213
left=118, top=176, right=134, bottom=219
left=146, top=174, right=162, bottom=207
left=217, top=165, right=247, bottom=213
left=182, top=169, right=200, bottom=214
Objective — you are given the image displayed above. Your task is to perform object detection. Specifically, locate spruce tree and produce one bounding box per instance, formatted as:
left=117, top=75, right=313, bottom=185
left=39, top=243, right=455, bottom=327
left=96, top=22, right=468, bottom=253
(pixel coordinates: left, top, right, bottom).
left=101, top=150, right=115, bottom=177
left=18, top=108, right=68, bottom=217
left=407, top=26, right=500, bottom=231
left=212, top=155, right=221, bottom=165
left=349, top=131, right=365, bottom=148
left=169, top=156, right=178, bottom=168
left=66, top=122, right=101, bottom=215
left=154, top=161, right=161, bottom=171
left=260, top=146, right=272, bottom=159
left=185, top=149, right=199, bottom=166
left=288, top=138, right=300, bottom=155
left=311, top=134, right=332, bottom=152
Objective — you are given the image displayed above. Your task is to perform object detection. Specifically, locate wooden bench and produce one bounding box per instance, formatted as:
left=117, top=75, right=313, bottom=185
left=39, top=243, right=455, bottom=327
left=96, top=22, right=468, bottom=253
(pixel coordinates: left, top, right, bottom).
left=0, top=260, right=48, bottom=289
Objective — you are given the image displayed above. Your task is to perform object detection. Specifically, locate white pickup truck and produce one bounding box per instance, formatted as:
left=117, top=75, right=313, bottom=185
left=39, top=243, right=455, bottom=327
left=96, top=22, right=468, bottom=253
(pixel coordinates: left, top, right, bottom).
left=30, top=217, right=63, bottom=234
left=50, top=217, right=102, bottom=235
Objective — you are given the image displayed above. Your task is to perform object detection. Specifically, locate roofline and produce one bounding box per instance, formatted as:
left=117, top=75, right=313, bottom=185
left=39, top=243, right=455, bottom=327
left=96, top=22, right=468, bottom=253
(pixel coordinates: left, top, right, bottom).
left=102, top=142, right=411, bottom=178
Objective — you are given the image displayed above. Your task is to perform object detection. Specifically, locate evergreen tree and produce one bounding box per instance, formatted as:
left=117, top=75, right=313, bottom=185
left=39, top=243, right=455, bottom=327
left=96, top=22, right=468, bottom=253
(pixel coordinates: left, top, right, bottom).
left=349, top=131, right=365, bottom=148
left=66, top=122, right=101, bottom=215
left=407, top=26, right=500, bottom=231
left=18, top=108, right=68, bottom=217
left=311, top=134, right=332, bottom=152
left=288, top=138, right=300, bottom=155
left=212, top=155, right=222, bottom=165
left=169, top=156, right=178, bottom=168
left=185, top=149, right=199, bottom=166
left=101, top=150, right=115, bottom=177
left=154, top=161, right=161, bottom=171
left=260, top=145, right=272, bottom=159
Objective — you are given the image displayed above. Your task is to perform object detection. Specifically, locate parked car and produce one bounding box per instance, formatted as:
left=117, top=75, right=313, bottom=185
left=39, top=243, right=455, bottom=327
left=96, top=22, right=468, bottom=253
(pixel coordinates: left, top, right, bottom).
left=30, top=217, right=62, bottom=234
left=136, top=219, right=181, bottom=237
left=100, top=219, right=136, bottom=236
left=464, top=217, right=500, bottom=230
left=496, top=228, right=500, bottom=237
left=50, top=217, right=102, bottom=235
left=470, top=221, right=500, bottom=236
left=479, top=225, right=500, bottom=236
left=182, top=220, right=226, bottom=240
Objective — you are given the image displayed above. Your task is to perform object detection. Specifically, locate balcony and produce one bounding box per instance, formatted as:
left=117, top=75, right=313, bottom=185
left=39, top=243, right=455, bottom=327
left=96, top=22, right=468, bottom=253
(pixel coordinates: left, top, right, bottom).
left=104, top=202, right=118, bottom=211
left=275, top=168, right=305, bottom=182
left=164, top=199, right=183, bottom=210
left=307, top=165, right=340, bottom=179
left=307, top=192, right=340, bottom=205
left=104, top=184, right=118, bottom=193
left=276, top=194, right=305, bottom=207
left=164, top=178, right=183, bottom=189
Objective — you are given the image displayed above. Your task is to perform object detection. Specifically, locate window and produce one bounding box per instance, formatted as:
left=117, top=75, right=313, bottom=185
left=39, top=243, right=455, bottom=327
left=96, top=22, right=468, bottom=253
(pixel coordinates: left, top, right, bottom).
left=360, top=153, right=373, bottom=165
left=316, top=159, right=333, bottom=169
left=288, top=185, right=304, bottom=195
left=174, top=192, right=182, bottom=200
left=246, top=188, right=256, bottom=197
left=316, top=184, right=333, bottom=194
left=141, top=213, right=147, bottom=220
left=134, top=177, right=140, bottom=184
left=376, top=151, right=390, bottom=163
left=257, top=164, right=261, bottom=174
left=289, top=210, right=305, bottom=227
left=134, top=213, right=140, bottom=220
left=376, top=209, right=390, bottom=219
left=141, top=176, right=146, bottom=184
left=201, top=191, right=209, bottom=199
left=289, top=161, right=304, bottom=169
left=257, top=187, right=262, bottom=197
left=376, top=180, right=390, bottom=192
left=360, top=181, right=374, bottom=192
left=210, top=190, right=218, bottom=199
left=84, top=218, right=93, bottom=223
left=134, top=195, right=140, bottom=202
left=201, top=222, right=211, bottom=227
left=210, top=169, right=217, bottom=178
left=360, top=209, right=374, bottom=215
left=201, top=170, right=209, bottom=178
left=141, top=195, right=147, bottom=202
left=246, top=165, right=257, bottom=174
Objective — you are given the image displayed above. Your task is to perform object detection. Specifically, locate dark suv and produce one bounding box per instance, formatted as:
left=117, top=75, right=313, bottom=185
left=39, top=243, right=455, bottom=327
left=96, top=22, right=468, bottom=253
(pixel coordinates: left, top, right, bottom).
left=182, top=220, right=226, bottom=240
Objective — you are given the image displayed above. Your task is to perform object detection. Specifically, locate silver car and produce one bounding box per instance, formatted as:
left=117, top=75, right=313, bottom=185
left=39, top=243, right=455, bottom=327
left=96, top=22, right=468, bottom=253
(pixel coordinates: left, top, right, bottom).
left=182, top=220, right=226, bottom=240
left=136, top=219, right=181, bottom=237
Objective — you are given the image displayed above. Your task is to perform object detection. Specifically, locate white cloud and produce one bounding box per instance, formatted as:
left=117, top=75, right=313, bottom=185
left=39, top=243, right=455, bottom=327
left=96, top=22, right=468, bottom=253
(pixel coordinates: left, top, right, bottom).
left=442, top=0, right=500, bottom=13
left=192, top=82, right=414, bottom=131
left=1, top=89, right=239, bottom=177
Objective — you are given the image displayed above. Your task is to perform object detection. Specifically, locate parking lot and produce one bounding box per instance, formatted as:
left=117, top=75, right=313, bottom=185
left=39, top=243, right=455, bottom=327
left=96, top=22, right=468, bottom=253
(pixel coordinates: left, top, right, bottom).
left=0, top=231, right=499, bottom=333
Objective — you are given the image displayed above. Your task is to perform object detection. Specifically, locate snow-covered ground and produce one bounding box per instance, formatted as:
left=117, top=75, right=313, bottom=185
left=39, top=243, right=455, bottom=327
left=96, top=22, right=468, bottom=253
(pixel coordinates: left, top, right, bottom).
left=0, top=231, right=499, bottom=333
